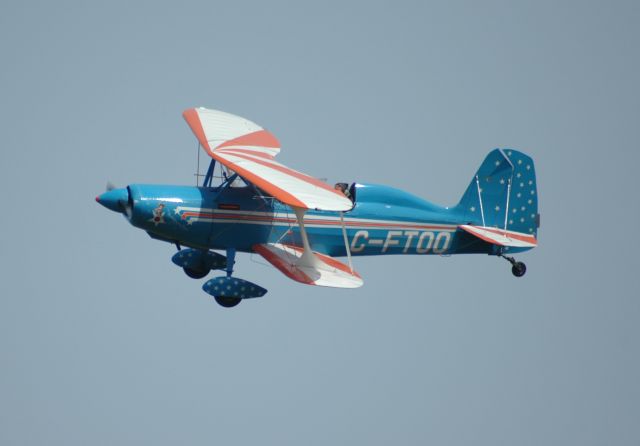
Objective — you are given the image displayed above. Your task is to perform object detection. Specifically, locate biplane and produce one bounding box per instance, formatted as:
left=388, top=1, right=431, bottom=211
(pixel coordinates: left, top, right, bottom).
left=96, top=107, right=540, bottom=307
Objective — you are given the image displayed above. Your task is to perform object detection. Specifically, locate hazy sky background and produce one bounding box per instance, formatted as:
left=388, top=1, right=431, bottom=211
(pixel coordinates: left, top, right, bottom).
left=1, top=1, right=639, bottom=445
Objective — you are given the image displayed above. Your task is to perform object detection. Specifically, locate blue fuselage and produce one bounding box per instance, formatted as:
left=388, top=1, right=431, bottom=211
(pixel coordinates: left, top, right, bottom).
left=118, top=183, right=524, bottom=257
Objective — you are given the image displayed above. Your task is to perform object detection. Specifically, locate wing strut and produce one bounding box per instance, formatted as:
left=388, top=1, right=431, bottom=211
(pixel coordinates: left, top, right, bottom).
left=254, top=206, right=363, bottom=288
left=203, top=158, right=216, bottom=188
left=292, top=207, right=319, bottom=268
left=293, top=207, right=354, bottom=273
left=339, top=212, right=354, bottom=273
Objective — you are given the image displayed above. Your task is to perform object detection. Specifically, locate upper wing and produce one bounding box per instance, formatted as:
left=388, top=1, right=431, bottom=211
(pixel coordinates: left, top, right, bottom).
left=183, top=107, right=353, bottom=211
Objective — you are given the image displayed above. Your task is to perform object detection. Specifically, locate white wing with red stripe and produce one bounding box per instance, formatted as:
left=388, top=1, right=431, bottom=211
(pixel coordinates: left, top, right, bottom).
left=253, top=243, right=363, bottom=288
left=183, top=107, right=353, bottom=212
left=459, top=225, right=537, bottom=248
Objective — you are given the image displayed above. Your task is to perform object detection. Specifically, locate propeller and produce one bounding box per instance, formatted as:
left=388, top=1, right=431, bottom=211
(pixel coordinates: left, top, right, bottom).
left=107, top=182, right=132, bottom=218
left=123, top=187, right=133, bottom=219
left=96, top=183, right=132, bottom=218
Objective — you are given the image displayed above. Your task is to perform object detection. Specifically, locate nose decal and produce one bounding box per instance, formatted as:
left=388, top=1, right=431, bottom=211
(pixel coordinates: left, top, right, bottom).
left=149, top=203, right=166, bottom=226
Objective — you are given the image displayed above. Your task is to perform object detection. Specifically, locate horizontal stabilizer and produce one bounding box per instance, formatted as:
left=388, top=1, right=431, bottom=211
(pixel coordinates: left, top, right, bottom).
left=459, top=225, right=537, bottom=248
left=253, top=243, right=363, bottom=288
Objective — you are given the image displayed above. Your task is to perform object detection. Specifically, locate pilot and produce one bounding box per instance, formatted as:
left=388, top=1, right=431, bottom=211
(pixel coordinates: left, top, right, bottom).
left=334, top=182, right=351, bottom=199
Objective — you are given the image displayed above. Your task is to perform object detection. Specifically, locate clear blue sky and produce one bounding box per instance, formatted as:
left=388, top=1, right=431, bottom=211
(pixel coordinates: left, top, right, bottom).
left=1, top=1, right=638, bottom=445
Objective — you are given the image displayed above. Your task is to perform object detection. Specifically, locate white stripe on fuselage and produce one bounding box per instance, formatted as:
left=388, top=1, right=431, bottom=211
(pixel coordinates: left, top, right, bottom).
left=174, top=207, right=457, bottom=230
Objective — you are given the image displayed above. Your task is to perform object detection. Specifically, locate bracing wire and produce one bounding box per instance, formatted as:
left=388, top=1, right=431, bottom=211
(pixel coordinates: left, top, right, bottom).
left=195, top=141, right=201, bottom=186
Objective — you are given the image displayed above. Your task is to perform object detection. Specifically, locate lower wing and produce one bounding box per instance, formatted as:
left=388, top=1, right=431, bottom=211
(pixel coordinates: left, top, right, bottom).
left=253, top=243, right=363, bottom=288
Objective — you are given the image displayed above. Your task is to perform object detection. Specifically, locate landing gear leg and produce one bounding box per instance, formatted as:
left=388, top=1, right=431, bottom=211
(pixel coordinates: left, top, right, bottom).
left=500, top=253, right=527, bottom=277
left=225, top=248, right=236, bottom=277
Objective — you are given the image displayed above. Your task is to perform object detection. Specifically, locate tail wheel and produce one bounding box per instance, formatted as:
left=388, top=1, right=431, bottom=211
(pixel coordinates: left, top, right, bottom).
left=511, top=262, right=526, bottom=277
left=183, top=266, right=209, bottom=279
left=215, top=296, right=242, bottom=308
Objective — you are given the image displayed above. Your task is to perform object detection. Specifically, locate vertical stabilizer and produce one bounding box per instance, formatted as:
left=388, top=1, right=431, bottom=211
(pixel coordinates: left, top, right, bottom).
left=455, top=149, right=539, bottom=237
